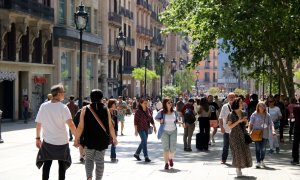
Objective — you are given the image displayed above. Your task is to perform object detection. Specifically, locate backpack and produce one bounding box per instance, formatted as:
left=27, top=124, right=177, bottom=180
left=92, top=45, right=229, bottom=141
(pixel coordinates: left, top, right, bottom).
left=184, top=108, right=196, bottom=124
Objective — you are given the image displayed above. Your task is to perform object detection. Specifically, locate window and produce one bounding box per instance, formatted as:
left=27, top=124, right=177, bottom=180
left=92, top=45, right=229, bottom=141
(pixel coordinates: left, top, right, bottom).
left=114, top=0, right=118, bottom=13
left=204, top=72, right=210, bottom=82
left=70, top=0, right=74, bottom=26
left=85, top=7, right=91, bottom=32
left=58, top=0, right=65, bottom=25
left=94, top=10, right=97, bottom=34
left=108, top=60, right=112, bottom=78
left=113, top=61, right=117, bottom=78
left=123, top=23, right=127, bottom=36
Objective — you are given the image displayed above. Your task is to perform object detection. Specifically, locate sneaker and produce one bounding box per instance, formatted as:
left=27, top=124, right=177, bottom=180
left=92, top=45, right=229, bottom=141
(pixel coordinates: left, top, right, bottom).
left=269, top=149, right=274, bottom=154
left=111, top=158, right=119, bottom=163
left=133, top=154, right=141, bottom=161
left=164, top=163, right=169, bottom=170
left=256, top=162, right=261, bottom=168
left=236, top=168, right=242, bottom=176
left=169, top=159, right=174, bottom=167
left=145, top=157, right=151, bottom=163
left=221, top=160, right=226, bottom=164
left=261, top=161, right=266, bottom=167
left=276, top=147, right=280, bottom=153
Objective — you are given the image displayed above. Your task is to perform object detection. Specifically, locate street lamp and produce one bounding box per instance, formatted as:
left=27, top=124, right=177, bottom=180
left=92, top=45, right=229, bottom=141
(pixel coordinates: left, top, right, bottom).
left=171, top=58, right=177, bottom=85
left=158, top=54, right=165, bottom=99
left=116, top=31, right=126, bottom=96
left=196, top=70, right=199, bottom=96
left=74, top=2, right=88, bottom=108
left=142, top=45, right=151, bottom=97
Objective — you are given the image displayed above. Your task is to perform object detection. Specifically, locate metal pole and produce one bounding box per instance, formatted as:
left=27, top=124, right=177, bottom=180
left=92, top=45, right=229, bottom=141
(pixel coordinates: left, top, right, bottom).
left=160, top=63, right=163, bottom=99
left=144, top=58, right=147, bottom=97
left=78, top=30, right=83, bottom=108
left=119, top=49, right=123, bottom=96
left=270, top=60, right=272, bottom=96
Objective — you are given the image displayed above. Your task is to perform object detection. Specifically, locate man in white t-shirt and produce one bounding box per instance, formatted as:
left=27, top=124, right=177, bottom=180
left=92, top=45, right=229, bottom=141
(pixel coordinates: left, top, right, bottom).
left=35, top=84, right=77, bottom=180
left=219, top=92, right=235, bottom=164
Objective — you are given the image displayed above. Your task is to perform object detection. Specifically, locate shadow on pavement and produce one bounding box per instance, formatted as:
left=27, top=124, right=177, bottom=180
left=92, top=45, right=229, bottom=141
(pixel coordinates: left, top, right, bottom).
left=234, top=176, right=257, bottom=179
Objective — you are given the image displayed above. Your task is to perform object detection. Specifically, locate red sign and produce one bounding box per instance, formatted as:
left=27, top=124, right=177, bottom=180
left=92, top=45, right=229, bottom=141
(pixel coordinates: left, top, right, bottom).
left=33, top=76, right=47, bottom=83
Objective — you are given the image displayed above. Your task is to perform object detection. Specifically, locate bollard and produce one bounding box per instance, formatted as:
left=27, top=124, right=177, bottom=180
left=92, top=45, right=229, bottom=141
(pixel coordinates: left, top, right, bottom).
left=0, top=109, right=3, bottom=143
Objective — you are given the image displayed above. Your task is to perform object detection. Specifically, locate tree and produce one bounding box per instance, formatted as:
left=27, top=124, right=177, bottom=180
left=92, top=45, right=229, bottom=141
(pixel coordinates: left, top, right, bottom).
left=234, top=88, right=247, bottom=96
left=132, top=67, right=159, bottom=94
left=160, top=0, right=300, bottom=98
left=162, top=85, right=180, bottom=99
left=208, top=87, right=220, bottom=97
left=173, top=68, right=195, bottom=94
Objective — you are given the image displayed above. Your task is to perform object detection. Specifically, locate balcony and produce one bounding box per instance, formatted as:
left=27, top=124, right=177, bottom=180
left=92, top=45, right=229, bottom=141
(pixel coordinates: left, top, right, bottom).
left=151, top=37, right=164, bottom=47
left=108, top=12, right=122, bottom=28
left=136, top=25, right=152, bottom=37
left=0, top=0, right=54, bottom=21
left=108, top=45, right=120, bottom=57
left=123, top=66, right=134, bottom=74
left=126, top=38, right=135, bottom=47
left=120, top=7, right=134, bottom=20
left=136, top=0, right=151, bottom=11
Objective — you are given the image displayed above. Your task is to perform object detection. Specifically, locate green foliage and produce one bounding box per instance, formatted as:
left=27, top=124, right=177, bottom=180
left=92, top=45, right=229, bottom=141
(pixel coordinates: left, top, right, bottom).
left=295, top=69, right=300, bottom=80
left=161, top=0, right=300, bottom=97
left=208, top=87, right=220, bottom=96
left=132, top=67, right=159, bottom=82
left=162, top=86, right=180, bottom=98
left=234, top=88, right=247, bottom=96
left=173, top=69, right=195, bottom=93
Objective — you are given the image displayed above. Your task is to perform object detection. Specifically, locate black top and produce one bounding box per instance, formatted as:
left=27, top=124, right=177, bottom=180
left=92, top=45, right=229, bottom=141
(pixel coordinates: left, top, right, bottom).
left=209, top=102, right=219, bottom=120
left=83, top=103, right=110, bottom=151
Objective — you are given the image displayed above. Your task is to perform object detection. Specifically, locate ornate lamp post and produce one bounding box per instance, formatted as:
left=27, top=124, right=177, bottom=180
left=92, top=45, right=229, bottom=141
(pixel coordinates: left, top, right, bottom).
left=116, top=31, right=126, bottom=96
left=74, top=2, right=88, bottom=108
left=142, top=46, right=151, bottom=97
left=171, top=58, right=177, bottom=85
left=158, top=54, right=165, bottom=99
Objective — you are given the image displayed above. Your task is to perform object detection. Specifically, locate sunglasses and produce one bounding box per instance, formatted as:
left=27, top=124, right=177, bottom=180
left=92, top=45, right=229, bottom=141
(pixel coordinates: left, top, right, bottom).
left=167, top=101, right=173, bottom=104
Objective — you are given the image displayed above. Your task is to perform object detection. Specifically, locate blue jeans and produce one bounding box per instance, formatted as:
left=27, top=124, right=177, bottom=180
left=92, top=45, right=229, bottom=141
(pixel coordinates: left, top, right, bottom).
left=222, top=133, right=229, bottom=161
left=135, top=130, right=149, bottom=158
left=255, top=138, right=268, bottom=163
left=110, top=131, right=117, bottom=159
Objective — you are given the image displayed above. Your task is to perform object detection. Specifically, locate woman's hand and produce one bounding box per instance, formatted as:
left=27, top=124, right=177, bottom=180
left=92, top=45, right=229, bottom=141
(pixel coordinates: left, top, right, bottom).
left=153, top=126, right=157, bottom=134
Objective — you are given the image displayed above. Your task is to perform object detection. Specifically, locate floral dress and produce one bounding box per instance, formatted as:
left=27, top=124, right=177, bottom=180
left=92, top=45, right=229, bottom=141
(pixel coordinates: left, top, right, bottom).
left=228, top=111, right=253, bottom=168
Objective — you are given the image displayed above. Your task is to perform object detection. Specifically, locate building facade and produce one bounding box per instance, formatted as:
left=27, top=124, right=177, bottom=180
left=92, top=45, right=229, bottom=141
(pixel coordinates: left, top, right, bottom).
left=0, top=0, right=54, bottom=120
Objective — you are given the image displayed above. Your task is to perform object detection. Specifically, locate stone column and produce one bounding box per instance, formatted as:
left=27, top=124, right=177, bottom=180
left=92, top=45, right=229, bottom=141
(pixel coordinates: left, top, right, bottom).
left=99, top=0, right=109, bottom=97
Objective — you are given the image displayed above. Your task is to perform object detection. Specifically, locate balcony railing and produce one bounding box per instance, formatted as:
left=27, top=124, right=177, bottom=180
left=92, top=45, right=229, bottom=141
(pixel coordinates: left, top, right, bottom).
left=0, top=0, right=54, bottom=21
left=151, top=37, right=164, bottom=47
left=120, top=7, right=133, bottom=19
left=136, top=25, right=152, bottom=36
left=108, top=45, right=120, bottom=56
left=108, top=12, right=122, bottom=26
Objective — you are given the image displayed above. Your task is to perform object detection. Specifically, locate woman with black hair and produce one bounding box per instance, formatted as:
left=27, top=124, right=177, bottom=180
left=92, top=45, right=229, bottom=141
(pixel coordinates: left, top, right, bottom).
left=228, top=97, right=252, bottom=177
left=197, top=97, right=211, bottom=150
left=75, top=89, right=118, bottom=180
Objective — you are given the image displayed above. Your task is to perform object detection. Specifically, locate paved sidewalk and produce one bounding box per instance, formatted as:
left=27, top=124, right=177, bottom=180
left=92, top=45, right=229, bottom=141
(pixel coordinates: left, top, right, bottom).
left=0, top=115, right=299, bottom=180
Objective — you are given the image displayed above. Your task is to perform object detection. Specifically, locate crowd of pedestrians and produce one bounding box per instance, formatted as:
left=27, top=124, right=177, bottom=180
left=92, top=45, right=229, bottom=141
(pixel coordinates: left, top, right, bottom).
left=33, top=83, right=300, bottom=179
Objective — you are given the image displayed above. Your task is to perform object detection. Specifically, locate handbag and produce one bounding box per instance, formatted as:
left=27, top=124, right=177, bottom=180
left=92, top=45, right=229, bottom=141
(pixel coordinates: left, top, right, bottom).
left=250, top=115, right=266, bottom=142
left=250, top=130, right=263, bottom=142
left=148, top=126, right=153, bottom=134
left=87, top=105, right=113, bottom=145
left=244, top=133, right=253, bottom=144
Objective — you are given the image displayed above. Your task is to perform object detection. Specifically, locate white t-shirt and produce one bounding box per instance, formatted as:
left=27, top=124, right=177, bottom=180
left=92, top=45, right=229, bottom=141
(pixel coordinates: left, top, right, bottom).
left=164, top=113, right=177, bottom=132
left=35, top=101, right=72, bottom=145
left=219, top=103, right=232, bottom=133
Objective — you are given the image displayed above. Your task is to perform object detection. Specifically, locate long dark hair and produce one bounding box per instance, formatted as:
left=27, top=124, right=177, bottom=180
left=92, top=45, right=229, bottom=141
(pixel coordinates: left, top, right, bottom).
left=200, top=97, right=209, bottom=112
left=162, top=97, right=174, bottom=113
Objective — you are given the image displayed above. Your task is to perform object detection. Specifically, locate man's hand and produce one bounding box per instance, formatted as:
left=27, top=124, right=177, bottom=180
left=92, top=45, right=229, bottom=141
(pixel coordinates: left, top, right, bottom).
left=36, top=139, right=42, bottom=149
